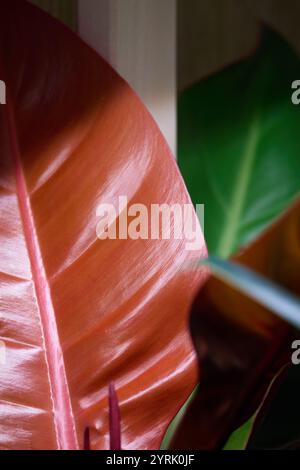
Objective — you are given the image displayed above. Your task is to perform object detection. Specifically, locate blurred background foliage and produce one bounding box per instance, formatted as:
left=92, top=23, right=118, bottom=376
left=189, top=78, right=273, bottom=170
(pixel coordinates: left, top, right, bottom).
left=178, top=2, right=300, bottom=450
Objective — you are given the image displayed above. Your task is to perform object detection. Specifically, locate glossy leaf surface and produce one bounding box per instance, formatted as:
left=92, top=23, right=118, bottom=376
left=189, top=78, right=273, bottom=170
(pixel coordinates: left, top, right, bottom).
left=0, top=0, right=206, bottom=449
left=179, top=29, right=300, bottom=258
left=171, top=200, right=300, bottom=449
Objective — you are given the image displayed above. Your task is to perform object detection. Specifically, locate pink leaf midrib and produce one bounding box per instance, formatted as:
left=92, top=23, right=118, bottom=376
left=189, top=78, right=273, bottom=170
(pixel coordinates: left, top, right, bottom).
left=5, top=96, right=78, bottom=450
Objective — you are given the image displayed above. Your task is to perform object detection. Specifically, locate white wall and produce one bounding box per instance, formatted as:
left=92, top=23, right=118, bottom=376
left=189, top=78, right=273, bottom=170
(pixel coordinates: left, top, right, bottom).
left=78, top=0, right=177, bottom=156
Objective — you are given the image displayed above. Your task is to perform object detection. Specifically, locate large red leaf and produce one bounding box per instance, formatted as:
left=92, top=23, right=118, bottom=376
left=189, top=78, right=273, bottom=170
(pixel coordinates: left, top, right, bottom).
left=0, top=0, right=206, bottom=450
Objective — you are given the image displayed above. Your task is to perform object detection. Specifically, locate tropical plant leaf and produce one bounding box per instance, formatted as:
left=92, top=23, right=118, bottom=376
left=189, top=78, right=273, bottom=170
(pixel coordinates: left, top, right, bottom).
left=203, top=256, right=300, bottom=330
left=170, top=199, right=300, bottom=449
left=0, top=0, right=207, bottom=449
left=205, top=256, right=300, bottom=451
left=179, top=28, right=300, bottom=258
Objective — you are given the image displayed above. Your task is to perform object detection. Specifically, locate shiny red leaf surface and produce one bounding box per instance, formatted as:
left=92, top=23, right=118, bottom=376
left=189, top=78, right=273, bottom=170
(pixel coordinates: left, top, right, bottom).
left=0, top=0, right=206, bottom=449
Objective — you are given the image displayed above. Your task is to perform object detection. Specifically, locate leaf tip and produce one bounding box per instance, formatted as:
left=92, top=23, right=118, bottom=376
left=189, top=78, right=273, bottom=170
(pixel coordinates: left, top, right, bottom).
left=83, top=427, right=90, bottom=450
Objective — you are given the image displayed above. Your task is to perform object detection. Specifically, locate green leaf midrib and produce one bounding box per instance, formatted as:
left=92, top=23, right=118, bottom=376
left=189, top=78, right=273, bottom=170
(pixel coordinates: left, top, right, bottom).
left=216, top=117, right=260, bottom=258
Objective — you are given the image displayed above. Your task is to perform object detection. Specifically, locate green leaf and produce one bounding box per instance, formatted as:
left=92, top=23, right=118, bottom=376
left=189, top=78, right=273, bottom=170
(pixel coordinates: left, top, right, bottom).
left=179, top=28, right=300, bottom=258
left=223, top=417, right=254, bottom=450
